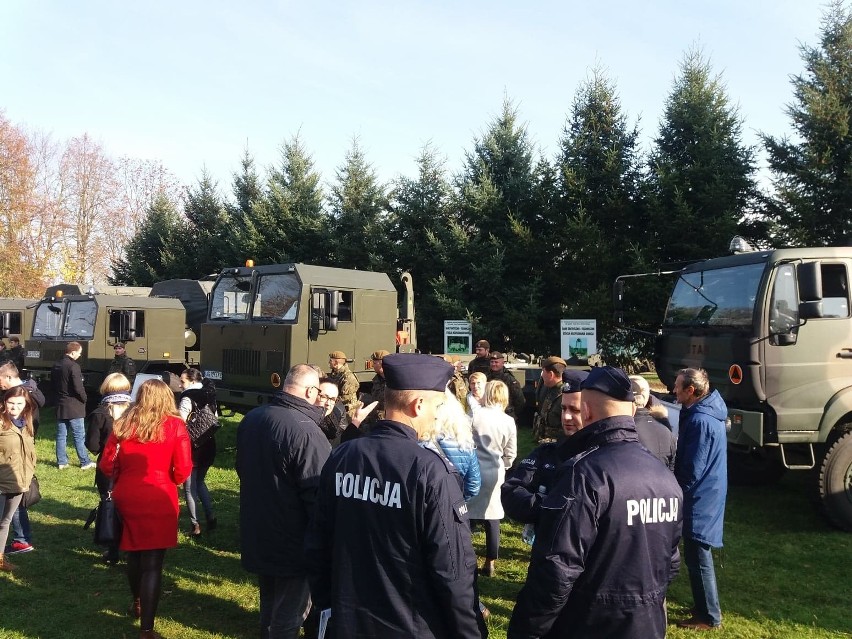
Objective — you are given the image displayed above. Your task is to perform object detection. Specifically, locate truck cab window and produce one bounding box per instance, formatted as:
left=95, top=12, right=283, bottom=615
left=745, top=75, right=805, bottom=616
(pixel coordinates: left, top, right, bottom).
left=820, top=263, right=849, bottom=318
left=337, top=291, right=353, bottom=322
left=769, top=264, right=799, bottom=334
left=254, top=273, right=301, bottom=321
left=63, top=300, right=96, bottom=338
left=109, top=310, right=145, bottom=339
left=210, top=277, right=252, bottom=320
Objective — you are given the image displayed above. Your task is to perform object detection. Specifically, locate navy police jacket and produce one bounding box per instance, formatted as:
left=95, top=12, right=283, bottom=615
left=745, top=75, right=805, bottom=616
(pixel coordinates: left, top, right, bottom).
left=508, top=416, right=683, bottom=639
left=306, top=420, right=484, bottom=638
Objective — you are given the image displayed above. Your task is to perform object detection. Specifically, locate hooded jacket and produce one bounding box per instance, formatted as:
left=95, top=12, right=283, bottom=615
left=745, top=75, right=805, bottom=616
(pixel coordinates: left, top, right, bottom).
left=674, top=389, right=728, bottom=547
left=508, top=416, right=683, bottom=639
left=236, top=391, right=330, bottom=577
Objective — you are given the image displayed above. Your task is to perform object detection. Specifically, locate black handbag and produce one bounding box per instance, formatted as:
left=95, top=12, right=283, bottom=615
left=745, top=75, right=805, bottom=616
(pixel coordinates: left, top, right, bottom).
left=83, top=445, right=122, bottom=546
left=186, top=401, right=221, bottom=449
left=21, top=475, right=41, bottom=508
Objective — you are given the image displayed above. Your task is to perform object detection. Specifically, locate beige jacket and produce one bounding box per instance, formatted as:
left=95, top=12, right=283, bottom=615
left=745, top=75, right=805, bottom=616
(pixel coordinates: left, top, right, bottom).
left=0, top=425, right=36, bottom=494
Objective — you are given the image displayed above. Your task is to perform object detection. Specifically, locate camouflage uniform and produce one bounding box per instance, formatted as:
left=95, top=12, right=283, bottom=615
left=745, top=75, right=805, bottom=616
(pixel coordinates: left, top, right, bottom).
left=532, top=381, right=564, bottom=442
left=448, top=371, right=468, bottom=410
left=466, top=356, right=491, bottom=378
left=362, top=373, right=386, bottom=427
left=488, top=368, right=526, bottom=419
left=108, top=354, right=137, bottom=380
left=329, top=364, right=360, bottom=419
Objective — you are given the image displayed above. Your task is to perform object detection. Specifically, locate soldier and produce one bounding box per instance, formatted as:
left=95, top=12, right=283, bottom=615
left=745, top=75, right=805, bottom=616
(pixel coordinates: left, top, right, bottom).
left=307, top=353, right=485, bottom=638
left=367, top=349, right=390, bottom=422
left=467, top=340, right=491, bottom=377
left=327, top=351, right=359, bottom=419
left=487, top=352, right=525, bottom=419
left=108, top=342, right=137, bottom=381
left=531, top=356, right=566, bottom=443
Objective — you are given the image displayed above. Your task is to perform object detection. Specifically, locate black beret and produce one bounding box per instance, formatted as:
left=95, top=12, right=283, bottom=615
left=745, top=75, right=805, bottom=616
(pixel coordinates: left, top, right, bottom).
left=383, top=353, right=453, bottom=392
left=580, top=366, right=635, bottom=402
left=561, top=369, right=589, bottom=394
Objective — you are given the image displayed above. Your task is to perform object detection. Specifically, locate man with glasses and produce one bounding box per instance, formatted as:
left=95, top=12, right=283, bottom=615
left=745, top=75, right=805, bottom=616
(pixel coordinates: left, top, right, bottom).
left=236, top=364, right=331, bottom=639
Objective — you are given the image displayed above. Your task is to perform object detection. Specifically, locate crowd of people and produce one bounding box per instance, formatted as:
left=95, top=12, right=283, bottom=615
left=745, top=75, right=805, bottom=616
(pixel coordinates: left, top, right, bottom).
left=0, top=340, right=729, bottom=638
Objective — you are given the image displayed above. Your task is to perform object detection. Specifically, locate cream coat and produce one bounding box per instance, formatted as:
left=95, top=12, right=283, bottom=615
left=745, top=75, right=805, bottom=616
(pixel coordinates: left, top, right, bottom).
left=0, top=425, right=36, bottom=494
left=467, top=405, right=517, bottom=520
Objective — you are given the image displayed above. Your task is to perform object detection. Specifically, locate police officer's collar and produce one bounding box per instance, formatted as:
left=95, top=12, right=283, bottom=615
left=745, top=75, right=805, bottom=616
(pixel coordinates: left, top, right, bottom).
left=373, top=419, right=420, bottom=441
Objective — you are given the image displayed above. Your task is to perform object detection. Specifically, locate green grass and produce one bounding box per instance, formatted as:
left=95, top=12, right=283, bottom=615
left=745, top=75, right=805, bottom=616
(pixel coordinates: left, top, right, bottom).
left=2, top=409, right=850, bottom=638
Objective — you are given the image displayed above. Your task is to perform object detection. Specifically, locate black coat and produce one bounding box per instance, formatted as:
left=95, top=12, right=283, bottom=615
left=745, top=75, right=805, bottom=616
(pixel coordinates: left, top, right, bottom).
left=487, top=368, right=526, bottom=418
left=508, top=416, right=683, bottom=639
left=181, top=385, right=218, bottom=467
left=307, top=420, right=485, bottom=639
left=51, top=354, right=87, bottom=419
left=634, top=408, right=678, bottom=471
left=236, top=391, right=330, bottom=577
left=86, top=403, right=114, bottom=495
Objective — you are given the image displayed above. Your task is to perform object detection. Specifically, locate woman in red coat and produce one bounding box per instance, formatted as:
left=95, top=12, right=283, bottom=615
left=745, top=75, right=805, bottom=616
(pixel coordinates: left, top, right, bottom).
left=100, top=378, right=193, bottom=639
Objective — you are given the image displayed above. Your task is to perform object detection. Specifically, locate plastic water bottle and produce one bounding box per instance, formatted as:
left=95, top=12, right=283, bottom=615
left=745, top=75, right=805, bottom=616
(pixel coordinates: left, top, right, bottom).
left=521, top=485, right=547, bottom=545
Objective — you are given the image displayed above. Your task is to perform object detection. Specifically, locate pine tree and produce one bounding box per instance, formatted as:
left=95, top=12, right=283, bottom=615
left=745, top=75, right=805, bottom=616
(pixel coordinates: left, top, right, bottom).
left=763, top=0, right=852, bottom=246
left=649, top=48, right=759, bottom=263
left=181, top=171, right=231, bottom=277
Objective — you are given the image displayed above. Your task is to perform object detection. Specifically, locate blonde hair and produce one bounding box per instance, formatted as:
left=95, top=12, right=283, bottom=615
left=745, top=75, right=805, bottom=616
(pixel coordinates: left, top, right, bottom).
left=435, top=392, right=475, bottom=449
left=113, top=379, right=179, bottom=443
left=468, top=372, right=487, bottom=389
left=100, top=372, right=132, bottom=395
left=484, top=380, right=509, bottom=410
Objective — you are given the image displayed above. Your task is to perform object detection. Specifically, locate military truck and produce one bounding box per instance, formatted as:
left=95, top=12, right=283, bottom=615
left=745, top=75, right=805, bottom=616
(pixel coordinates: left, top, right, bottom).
left=200, top=262, right=406, bottom=414
left=616, top=242, right=852, bottom=531
left=24, top=280, right=212, bottom=400
left=0, top=298, right=36, bottom=342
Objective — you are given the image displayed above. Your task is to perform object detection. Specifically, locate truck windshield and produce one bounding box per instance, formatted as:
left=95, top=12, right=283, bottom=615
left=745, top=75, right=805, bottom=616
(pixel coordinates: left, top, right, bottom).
left=664, top=263, right=764, bottom=327
left=210, top=276, right=252, bottom=320
left=253, top=273, right=301, bottom=321
left=32, top=299, right=97, bottom=338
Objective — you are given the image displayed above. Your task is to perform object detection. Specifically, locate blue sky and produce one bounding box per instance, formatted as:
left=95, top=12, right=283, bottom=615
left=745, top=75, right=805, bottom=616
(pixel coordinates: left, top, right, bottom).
left=2, top=1, right=827, bottom=192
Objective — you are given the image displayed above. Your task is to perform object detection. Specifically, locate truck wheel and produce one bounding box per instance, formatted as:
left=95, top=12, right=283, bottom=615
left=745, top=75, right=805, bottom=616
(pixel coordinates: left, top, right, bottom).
left=727, top=446, right=787, bottom=486
left=817, top=429, right=852, bottom=532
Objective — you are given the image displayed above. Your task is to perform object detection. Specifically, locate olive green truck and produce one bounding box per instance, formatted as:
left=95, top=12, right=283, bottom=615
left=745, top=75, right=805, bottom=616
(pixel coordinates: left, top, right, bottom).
left=622, top=245, right=852, bottom=531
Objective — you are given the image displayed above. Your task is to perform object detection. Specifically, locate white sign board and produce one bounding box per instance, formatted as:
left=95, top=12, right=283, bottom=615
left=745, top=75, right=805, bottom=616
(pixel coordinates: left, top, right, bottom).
left=560, top=319, right=597, bottom=360
left=130, top=373, right=165, bottom=400
left=444, top=320, right=472, bottom=354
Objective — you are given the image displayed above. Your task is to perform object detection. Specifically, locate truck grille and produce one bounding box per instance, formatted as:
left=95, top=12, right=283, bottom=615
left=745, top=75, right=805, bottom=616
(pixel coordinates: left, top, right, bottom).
left=223, top=349, right=261, bottom=376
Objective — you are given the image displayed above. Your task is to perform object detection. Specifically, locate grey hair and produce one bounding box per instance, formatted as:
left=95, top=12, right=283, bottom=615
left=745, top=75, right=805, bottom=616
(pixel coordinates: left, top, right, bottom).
left=677, top=367, right=710, bottom=398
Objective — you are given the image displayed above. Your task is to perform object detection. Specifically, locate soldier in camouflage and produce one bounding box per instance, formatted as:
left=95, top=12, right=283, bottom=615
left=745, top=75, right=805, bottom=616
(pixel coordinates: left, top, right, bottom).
left=328, top=350, right=360, bottom=419
left=466, top=340, right=491, bottom=378
left=532, top=356, right=566, bottom=443
left=487, top=352, right=526, bottom=419
left=365, top=350, right=389, bottom=425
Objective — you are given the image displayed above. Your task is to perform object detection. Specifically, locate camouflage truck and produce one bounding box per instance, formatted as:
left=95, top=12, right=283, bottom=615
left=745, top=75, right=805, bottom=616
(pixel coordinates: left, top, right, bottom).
left=200, top=262, right=407, bottom=414
left=24, top=281, right=212, bottom=402
left=617, top=242, right=852, bottom=531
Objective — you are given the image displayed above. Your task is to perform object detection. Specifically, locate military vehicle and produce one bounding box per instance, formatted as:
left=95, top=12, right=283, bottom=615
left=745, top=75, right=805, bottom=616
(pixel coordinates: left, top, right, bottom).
left=200, top=262, right=410, bottom=414
left=24, top=280, right=212, bottom=400
left=616, top=240, right=852, bottom=531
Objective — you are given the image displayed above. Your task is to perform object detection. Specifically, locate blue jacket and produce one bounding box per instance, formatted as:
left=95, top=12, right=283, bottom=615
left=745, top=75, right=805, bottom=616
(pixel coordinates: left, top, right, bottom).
left=437, top=436, right=481, bottom=500
left=674, top=389, right=727, bottom=547
left=508, top=416, right=683, bottom=639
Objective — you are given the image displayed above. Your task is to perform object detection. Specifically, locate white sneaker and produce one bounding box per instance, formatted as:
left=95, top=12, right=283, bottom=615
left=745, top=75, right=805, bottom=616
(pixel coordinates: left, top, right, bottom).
left=81, top=462, right=97, bottom=470
left=58, top=464, right=69, bottom=470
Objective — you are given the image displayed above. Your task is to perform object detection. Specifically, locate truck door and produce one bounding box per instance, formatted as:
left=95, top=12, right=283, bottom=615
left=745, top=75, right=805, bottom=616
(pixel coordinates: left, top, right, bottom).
left=762, top=260, right=852, bottom=434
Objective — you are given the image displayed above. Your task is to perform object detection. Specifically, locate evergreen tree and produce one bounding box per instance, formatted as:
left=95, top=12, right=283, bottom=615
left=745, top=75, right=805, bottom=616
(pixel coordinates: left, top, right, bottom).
left=226, top=149, right=266, bottom=265
left=649, top=48, right=759, bottom=263
left=328, top=138, right=388, bottom=271
left=110, top=193, right=183, bottom=285
left=180, top=171, right=231, bottom=277
left=763, top=1, right=852, bottom=246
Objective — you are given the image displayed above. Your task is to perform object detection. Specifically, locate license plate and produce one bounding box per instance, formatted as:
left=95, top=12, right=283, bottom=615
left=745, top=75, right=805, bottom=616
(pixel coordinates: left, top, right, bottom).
left=204, top=370, right=223, bottom=380
left=26, top=350, right=40, bottom=359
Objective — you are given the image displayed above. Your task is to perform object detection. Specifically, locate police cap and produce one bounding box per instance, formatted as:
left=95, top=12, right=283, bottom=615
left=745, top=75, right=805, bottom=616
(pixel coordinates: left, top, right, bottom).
left=383, top=353, right=453, bottom=392
left=580, top=366, right=634, bottom=402
left=562, top=369, right=589, bottom=394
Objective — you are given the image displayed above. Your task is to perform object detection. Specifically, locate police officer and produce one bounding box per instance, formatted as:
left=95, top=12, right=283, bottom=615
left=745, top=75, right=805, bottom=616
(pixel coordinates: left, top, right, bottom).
left=502, top=369, right=587, bottom=526
left=508, top=366, right=683, bottom=639
left=467, top=340, right=491, bottom=377
left=487, top=352, right=525, bottom=419
left=307, top=353, right=485, bottom=638
left=108, top=342, right=137, bottom=381
left=327, top=351, right=359, bottom=419
left=531, top=356, right=566, bottom=442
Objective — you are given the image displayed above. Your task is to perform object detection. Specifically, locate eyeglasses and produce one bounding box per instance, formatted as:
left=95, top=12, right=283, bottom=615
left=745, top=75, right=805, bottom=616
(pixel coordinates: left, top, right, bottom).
left=317, top=393, right=339, bottom=403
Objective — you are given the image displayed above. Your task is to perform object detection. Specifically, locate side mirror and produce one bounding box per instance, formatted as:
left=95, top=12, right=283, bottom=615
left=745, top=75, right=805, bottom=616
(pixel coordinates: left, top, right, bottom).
left=799, top=300, right=824, bottom=320
left=125, top=311, right=138, bottom=342
left=798, top=262, right=823, bottom=302
left=1, top=312, right=9, bottom=337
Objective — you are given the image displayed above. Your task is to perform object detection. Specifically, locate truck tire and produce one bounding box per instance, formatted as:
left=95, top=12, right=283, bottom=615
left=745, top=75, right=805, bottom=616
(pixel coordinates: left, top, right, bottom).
left=727, top=446, right=787, bottom=486
left=817, top=429, right=852, bottom=532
